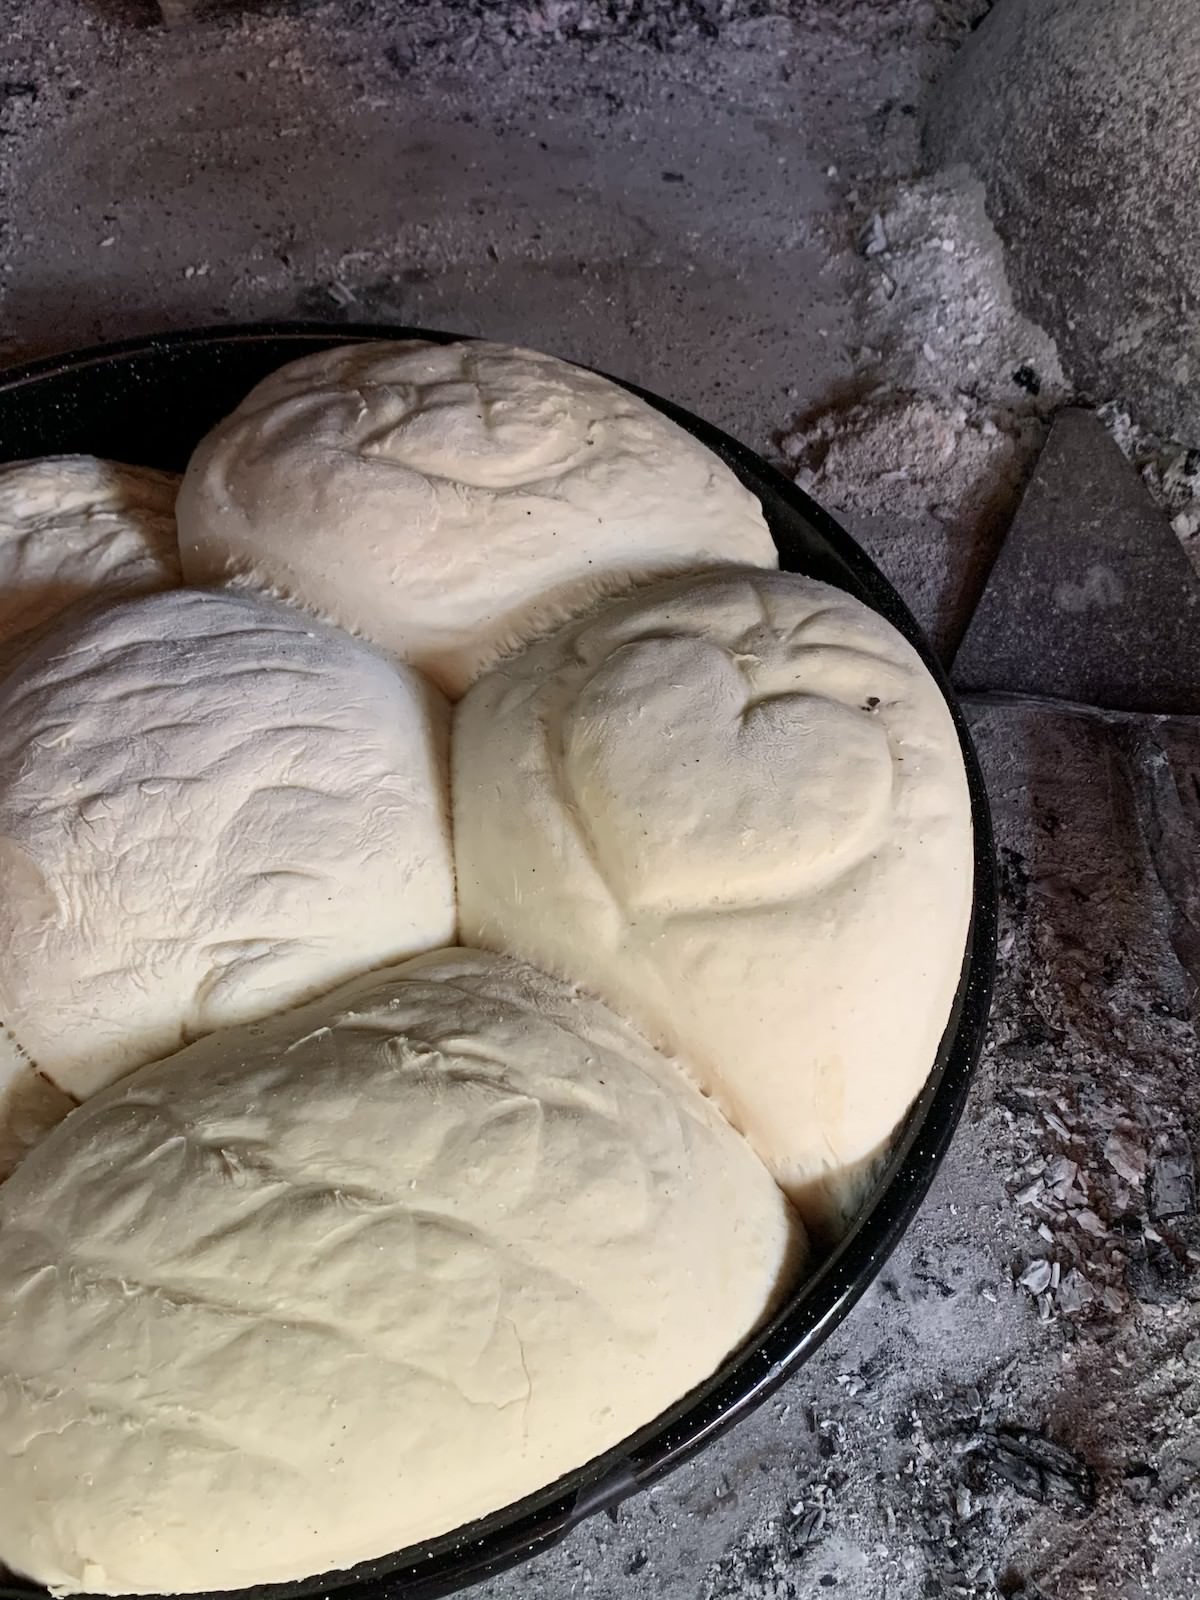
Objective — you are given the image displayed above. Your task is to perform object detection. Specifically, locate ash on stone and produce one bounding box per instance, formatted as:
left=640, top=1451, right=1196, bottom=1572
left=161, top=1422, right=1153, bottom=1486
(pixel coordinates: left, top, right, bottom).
left=953, top=408, right=1200, bottom=713
left=1160, top=1446, right=1200, bottom=1507
left=1055, top=1267, right=1093, bottom=1315
left=1123, top=1463, right=1159, bottom=1503
left=1105, top=1126, right=1148, bottom=1188
left=971, top=1426, right=1095, bottom=1510
left=1018, top=1258, right=1052, bottom=1296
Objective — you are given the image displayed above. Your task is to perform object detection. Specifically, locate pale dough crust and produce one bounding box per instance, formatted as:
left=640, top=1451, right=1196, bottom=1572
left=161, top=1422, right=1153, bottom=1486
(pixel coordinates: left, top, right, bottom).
left=453, top=569, right=974, bottom=1238
left=176, top=340, right=777, bottom=697
left=0, top=588, right=455, bottom=1124
left=0, top=949, right=802, bottom=1595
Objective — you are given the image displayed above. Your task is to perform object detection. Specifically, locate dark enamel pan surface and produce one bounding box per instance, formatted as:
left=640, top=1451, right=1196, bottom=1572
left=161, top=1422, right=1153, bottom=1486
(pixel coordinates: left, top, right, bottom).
left=0, top=325, right=997, bottom=1600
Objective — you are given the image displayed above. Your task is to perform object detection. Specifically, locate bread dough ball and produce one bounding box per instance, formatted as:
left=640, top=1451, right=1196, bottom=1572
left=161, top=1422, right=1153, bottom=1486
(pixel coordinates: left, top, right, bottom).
left=176, top=340, right=777, bottom=697
left=0, top=588, right=454, bottom=1117
left=0, top=456, right=180, bottom=668
left=454, top=570, right=973, bottom=1238
left=0, top=948, right=802, bottom=1595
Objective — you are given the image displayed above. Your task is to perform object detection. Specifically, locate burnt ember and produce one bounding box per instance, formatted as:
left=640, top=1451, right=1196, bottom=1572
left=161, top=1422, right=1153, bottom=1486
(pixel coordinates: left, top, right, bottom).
left=971, top=1427, right=1096, bottom=1511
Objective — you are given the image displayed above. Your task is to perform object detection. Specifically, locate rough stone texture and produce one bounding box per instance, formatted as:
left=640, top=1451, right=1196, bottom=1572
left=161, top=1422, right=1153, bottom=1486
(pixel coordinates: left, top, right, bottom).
left=954, top=409, right=1200, bottom=713
left=1, top=2, right=1199, bottom=1598
left=927, top=0, right=1200, bottom=445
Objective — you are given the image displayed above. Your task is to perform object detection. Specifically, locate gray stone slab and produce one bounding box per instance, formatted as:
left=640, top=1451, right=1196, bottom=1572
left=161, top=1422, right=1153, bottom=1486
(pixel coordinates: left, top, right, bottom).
left=953, top=408, right=1200, bottom=713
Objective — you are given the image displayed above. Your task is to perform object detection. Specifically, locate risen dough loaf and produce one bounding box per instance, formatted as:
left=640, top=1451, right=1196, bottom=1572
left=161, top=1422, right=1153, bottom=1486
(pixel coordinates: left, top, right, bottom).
left=454, top=570, right=974, bottom=1237
left=0, top=456, right=180, bottom=666
left=0, top=948, right=801, bottom=1595
left=0, top=588, right=454, bottom=1139
left=175, top=340, right=777, bottom=697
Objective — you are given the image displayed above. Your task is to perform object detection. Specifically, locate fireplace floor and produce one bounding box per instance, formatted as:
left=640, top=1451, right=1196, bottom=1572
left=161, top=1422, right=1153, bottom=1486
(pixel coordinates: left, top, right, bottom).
left=1, top=4, right=1198, bottom=1598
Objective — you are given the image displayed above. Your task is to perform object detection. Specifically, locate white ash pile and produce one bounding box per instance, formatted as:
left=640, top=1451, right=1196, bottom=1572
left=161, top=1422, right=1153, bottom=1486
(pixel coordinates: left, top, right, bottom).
left=782, top=170, right=1066, bottom=540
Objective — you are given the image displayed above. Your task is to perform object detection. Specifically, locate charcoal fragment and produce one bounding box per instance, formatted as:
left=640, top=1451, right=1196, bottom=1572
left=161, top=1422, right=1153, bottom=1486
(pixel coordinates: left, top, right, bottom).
left=973, top=1426, right=1095, bottom=1509
left=1126, top=1235, right=1188, bottom=1305
left=1149, top=1133, right=1196, bottom=1220
left=1115, top=1215, right=1191, bottom=1305
left=794, top=1507, right=825, bottom=1547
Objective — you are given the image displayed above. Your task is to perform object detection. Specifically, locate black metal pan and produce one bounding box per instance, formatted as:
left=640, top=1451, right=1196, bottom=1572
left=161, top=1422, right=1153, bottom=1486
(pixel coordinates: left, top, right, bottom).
left=0, top=324, right=996, bottom=1600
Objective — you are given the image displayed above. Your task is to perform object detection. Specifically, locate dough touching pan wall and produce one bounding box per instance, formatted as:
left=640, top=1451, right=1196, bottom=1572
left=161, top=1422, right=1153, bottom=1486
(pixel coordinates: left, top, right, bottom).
left=453, top=567, right=974, bottom=1241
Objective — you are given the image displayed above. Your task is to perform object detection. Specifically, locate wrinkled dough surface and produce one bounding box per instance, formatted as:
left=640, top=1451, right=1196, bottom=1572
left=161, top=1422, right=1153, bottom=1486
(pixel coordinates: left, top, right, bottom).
left=453, top=569, right=974, bottom=1237
left=176, top=340, right=776, bottom=696
left=0, top=588, right=454, bottom=1113
left=0, top=456, right=180, bottom=668
left=0, top=949, right=801, bottom=1595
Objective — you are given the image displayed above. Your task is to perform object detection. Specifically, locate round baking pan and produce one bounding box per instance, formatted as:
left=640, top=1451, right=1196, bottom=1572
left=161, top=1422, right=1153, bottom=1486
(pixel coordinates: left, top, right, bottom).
left=0, top=325, right=997, bottom=1600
